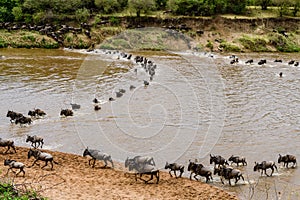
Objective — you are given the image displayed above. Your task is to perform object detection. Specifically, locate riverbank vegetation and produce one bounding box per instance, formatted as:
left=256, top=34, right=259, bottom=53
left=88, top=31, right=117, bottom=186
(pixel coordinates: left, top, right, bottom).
left=0, top=0, right=299, bottom=52
left=0, top=178, right=46, bottom=200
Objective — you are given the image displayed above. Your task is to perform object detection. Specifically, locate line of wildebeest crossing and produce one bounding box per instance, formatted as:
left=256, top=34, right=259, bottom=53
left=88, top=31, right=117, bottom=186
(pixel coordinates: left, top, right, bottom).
left=2, top=51, right=298, bottom=186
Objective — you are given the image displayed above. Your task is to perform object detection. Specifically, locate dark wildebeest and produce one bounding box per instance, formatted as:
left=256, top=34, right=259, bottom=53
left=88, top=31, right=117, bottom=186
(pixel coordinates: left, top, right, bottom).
left=125, top=156, right=156, bottom=168
left=60, top=109, right=73, bottom=117
left=94, top=105, right=101, bottom=111
left=214, top=166, right=244, bottom=186
left=93, top=98, right=99, bottom=103
left=28, top=108, right=46, bottom=118
left=165, top=162, right=184, bottom=178
left=228, top=155, right=247, bottom=166
left=258, top=59, right=267, bottom=65
left=83, top=148, right=114, bottom=168
left=4, top=159, right=25, bottom=177
left=245, top=59, right=253, bottom=64
left=187, top=161, right=213, bottom=183
left=210, top=154, right=229, bottom=168
left=254, top=161, right=278, bottom=176
left=15, top=116, right=32, bottom=125
left=26, top=135, right=44, bottom=148
left=127, top=159, right=159, bottom=184
left=70, top=103, right=80, bottom=110
left=0, top=138, right=16, bottom=153
left=6, top=110, right=23, bottom=123
left=278, top=154, right=297, bottom=168
left=28, top=149, right=58, bottom=170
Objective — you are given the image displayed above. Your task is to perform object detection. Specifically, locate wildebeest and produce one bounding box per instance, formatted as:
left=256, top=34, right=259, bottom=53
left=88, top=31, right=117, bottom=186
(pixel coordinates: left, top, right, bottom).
left=254, top=161, right=278, bottom=176
left=83, top=148, right=114, bottom=168
left=93, top=98, right=99, bottom=103
left=28, top=149, right=58, bottom=170
left=274, top=59, right=282, bottom=62
left=165, top=162, right=184, bottom=178
left=130, top=85, right=136, bottom=91
left=214, top=166, right=244, bottom=186
left=245, top=59, right=253, bottom=64
left=127, top=160, right=159, bottom=184
left=6, top=110, right=23, bottom=123
left=26, top=135, right=44, bottom=148
left=60, top=109, right=73, bottom=117
left=15, top=116, right=32, bottom=126
left=144, top=80, right=149, bottom=86
left=187, top=161, right=213, bottom=183
left=288, top=60, right=295, bottom=65
left=210, top=154, right=229, bottom=167
left=125, top=156, right=156, bottom=168
left=116, top=91, right=123, bottom=98
left=228, top=155, right=247, bottom=166
left=258, top=59, right=267, bottom=65
left=94, top=105, right=101, bottom=111
left=70, top=103, right=80, bottom=110
left=0, top=138, right=16, bottom=153
left=4, top=159, right=25, bottom=177
left=28, top=108, right=46, bottom=118
left=278, top=154, right=297, bottom=168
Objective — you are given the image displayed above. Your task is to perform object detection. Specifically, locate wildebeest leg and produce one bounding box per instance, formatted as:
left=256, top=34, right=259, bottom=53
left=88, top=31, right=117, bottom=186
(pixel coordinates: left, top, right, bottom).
left=31, top=159, right=40, bottom=167
left=103, top=160, right=108, bottom=167
left=156, top=171, right=159, bottom=184
left=145, top=174, right=154, bottom=183
left=228, top=178, right=232, bottom=186
left=193, top=174, right=199, bottom=181
left=174, top=170, right=178, bottom=178
left=240, top=175, right=244, bottom=181
left=92, top=159, right=96, bottom=168
left=41, top=161, right=48, bottom=169
left=50, top=161, right=53, bottom=170
left=189, top=172, right=193, bottom=180
left=220, top=177, right=224, bottom=184
left=5, top=146, right=10, bottom=154
left=179, top=169, right=183, bottom=178
left=41, top=141, right=44, bottom=148
left=16, top=168, right=25, bottom=177
left=168, top=170, right=173, bottom=177
left=206, top=176, right=209, bottom=183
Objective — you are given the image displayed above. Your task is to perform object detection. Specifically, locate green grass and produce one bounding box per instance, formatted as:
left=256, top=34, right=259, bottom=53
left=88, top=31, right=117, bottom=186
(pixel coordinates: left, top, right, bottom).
left=0, top=180, right=47, bottom=200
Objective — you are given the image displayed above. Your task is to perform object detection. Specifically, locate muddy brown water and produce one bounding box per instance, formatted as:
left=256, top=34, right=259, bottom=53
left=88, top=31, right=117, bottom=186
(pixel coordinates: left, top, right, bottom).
left=0, top=48, right=300, bottom=199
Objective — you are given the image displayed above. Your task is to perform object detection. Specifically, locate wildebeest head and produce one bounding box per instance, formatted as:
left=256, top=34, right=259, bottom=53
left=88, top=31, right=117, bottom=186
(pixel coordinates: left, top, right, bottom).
left=187, top=160, right=195, bottom=171
left=228, top=155, right=235, bottom=162
left=26, top=135, right=33, bottom=143
left=83, top=148, right=90, bottom=157
left=278, top=154, right=283, bottom=163
left=253, top=162, right=260, bottom=172
left=28, top=149, right=35, bottom=159
left=164, top=162, right=169, bottom=169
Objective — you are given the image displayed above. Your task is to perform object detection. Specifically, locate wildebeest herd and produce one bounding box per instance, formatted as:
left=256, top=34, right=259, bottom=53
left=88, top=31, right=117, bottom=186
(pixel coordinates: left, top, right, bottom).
left=2, top=51, right=298, bottom=188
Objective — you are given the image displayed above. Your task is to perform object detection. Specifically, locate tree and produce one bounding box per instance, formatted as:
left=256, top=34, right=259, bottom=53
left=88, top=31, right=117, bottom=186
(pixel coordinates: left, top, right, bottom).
left=12, top=6, right=23, bottom=21
left=95, top=0, right=121, bottom=14
left=75, top=8, right=90, bottom=22
left=291, top=0, right=300, bottom=16
left=128, top=0, right=155, bottom=17
left=258, top=0, right=272, bottom=10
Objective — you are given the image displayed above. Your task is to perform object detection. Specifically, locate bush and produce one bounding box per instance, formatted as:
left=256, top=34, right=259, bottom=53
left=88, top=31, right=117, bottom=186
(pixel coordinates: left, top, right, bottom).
left=75, top=8, right=90, bottom=22
left=0, top=179, right=46, bottom=200
left=239, top=35, right=270, bottom=52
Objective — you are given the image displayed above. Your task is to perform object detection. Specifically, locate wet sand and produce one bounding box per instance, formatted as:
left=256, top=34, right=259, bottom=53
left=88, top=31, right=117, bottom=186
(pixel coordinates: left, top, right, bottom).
left=0, top=146, right=238, bottom=200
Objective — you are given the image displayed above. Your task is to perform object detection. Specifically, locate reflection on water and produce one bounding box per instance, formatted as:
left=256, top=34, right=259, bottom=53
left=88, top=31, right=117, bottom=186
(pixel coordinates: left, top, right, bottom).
left=0, top=48, right=300, bottom=199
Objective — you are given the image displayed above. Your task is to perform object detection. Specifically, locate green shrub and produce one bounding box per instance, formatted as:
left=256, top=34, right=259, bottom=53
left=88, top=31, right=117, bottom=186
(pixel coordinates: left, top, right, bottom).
left=239, top=35, right=269, bottom=52
left=219, top=41, right=241, bottom=52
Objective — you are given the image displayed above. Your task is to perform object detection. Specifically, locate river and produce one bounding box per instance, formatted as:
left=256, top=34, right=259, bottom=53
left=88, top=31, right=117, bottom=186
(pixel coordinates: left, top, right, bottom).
left=0, top=47, right=299, bottom=199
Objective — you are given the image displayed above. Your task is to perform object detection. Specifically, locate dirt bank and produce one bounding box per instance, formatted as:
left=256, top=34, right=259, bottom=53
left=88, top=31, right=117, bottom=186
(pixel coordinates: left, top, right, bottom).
left=0, top=146, right=238, bottom=200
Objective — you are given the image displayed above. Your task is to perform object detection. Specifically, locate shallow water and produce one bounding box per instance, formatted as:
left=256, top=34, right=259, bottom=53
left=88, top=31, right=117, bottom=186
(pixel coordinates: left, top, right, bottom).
left=0, top=48, right=299, bottom=199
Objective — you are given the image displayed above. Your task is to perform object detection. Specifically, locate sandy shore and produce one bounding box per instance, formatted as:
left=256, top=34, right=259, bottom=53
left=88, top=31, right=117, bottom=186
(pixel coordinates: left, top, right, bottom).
left=0, top=146, right=238, bottom=200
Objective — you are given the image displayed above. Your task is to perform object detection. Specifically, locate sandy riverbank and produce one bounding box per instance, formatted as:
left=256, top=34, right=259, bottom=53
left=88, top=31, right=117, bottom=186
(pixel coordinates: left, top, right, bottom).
left=0, top=146, right=238, bottom=200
